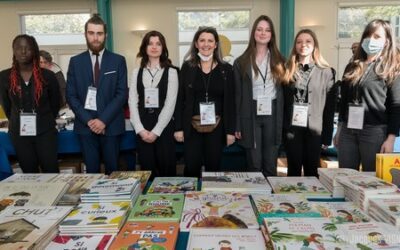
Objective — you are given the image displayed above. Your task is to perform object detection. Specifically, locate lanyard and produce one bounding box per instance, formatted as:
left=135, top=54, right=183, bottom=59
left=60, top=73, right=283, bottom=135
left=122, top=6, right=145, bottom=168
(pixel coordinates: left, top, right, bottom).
left=18, top=78, right=36, bottom=114
left=256, top=53, right=270, bottom=94
left=295, top=66, right=315, bottom=103
left=200, top=61, right=214, bottom=103
left=147, top=68, right=160, bottom=87
left=353, top=62, right=374, bottom=104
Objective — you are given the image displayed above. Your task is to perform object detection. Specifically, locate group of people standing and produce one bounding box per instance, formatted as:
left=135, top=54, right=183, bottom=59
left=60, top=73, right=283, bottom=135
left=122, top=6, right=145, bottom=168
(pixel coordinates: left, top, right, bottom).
left=1, top=14, right=399, bottom=179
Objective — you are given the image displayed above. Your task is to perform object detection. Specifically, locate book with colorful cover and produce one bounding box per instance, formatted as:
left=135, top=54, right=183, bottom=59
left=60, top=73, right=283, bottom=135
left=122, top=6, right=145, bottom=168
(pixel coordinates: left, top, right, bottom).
left=45, top=235, right=115, bottom=250
left=82, top=178, right=139, bottom=196
left=109, top=171, right=151, bottom=191
left=187, top=228, right=267, bottom=250
left=108, top=221, right=179, bottom=250
left=180, top=191, right=258, bottom=232
left=201, top=171, right=271, bottom=193
left=0, top=182, right=68, bottom=212
left=2, top=173, right=58, bottom=183
left=267, top=176, right=332, bottom=198
left=336, top=175, right=398, bottom=194
left=59, top=202, right=130, bottom=233
left=311, top=201, right=371, bottom=224
left=369, top=197, right=400, bottom=226
left=147, top=177, right=197, bottom=194
left=376, top=153, right=400, bottom=187
left=0, top=206, right=73, bottom=250
left=128, top=194, right=184, bottom=222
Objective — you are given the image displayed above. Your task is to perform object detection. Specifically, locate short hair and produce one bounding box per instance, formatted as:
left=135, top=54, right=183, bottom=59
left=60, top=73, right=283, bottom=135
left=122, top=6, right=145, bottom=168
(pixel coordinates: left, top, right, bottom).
left=39, top=50, right=52, bottom=63
left=85, top=14, right=107, bottom=34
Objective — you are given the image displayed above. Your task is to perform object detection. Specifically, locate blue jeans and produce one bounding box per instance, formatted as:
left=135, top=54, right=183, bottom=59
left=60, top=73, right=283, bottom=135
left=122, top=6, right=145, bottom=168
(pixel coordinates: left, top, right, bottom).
left=338, top=124, right=386, bottom=172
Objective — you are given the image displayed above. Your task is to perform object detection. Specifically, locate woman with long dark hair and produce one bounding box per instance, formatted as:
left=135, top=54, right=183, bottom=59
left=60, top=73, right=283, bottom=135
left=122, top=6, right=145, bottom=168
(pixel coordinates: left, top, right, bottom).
left=129, top=30, right=178, bottom=177
left=0, top=34, right=60, bottom=173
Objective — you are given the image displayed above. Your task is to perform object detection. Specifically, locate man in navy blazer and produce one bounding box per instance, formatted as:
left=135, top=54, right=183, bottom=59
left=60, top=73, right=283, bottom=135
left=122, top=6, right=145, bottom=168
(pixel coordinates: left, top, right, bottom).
left=66, top=14, right=127, bottom=174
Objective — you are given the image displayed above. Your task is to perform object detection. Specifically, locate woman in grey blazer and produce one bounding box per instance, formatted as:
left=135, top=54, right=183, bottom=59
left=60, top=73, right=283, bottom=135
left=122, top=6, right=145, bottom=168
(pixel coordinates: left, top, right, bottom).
left=283, top=29, right=337, bottom=177
left=233, top=15, right=286, bottom=177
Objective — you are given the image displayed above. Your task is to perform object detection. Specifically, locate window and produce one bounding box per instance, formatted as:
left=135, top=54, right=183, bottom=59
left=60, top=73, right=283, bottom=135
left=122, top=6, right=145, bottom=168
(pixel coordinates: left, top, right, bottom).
left=338, top=5, right=400, bottom=39
left=177, top=10, right=250, bottom=65
left=21, top=13, right=90, bottom=45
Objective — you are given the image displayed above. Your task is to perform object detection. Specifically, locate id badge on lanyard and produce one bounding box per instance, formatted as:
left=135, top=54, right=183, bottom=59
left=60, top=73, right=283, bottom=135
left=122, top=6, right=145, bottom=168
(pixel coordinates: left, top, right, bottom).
left=144, top=88, right=159, bottom=108
left=199, top=102, right=216, bottom=125
left=292, top=103, right=308, bottom=127
left=347, top=103, right=364, bottom=129
left=20, top=112, right=37, bottom=136
left=257, top=96, right=272, bottom=115
left=84, top=86, right=97, bottom=111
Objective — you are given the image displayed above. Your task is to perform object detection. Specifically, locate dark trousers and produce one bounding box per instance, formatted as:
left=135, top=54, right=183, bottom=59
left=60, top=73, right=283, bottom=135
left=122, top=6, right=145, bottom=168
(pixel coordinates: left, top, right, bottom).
left=10, top=128, right=59, bottom=173
left=79, top=133, right=121, bottom=175
left=246, top=100, right=278, bottom=177
left=137, top=112, right=176, bottom=178
left=184, top=123, right=224, bottom=178
left=284, top=126, right=321, bottom=177
left=338, top=124, right=386, bottom=172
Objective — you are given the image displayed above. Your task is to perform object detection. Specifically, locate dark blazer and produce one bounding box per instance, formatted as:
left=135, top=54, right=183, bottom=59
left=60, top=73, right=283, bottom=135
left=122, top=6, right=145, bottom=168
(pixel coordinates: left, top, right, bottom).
left=283, top=66, right=337, bottom=145
left=233, top=60, right=284, bottom=148
left=174, top=61, right=235, bottom=141
left=66, top=50, right=127, bottom=136
left=0, top=68, right=60, bottom=135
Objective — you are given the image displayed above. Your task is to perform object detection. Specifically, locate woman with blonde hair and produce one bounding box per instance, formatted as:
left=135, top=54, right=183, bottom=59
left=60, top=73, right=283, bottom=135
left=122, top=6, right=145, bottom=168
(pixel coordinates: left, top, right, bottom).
left=334, top=19, right=400, bottom=172
left=233, top=15, right=286, bottom=177
left=283, top=29, right=337, bottom=176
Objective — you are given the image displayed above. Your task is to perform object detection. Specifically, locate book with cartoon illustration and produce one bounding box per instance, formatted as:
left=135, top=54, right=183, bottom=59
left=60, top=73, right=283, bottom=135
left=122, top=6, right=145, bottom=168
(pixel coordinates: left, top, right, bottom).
left=267, top=176, right=332, bottom=198
left=0, top=182, right=69, bottom=212
left=180, top=191, right=258, bottom=232
left=187, top=228, right=267, bottom=250
left=108, top=171, right=151, bottom=191
left=82, top=178, right=139, bottom=196
left=376, top=153, right=400, bottom=187
left=0, top=206, right=72, bottom=250
left=336, top=175, right=398, bottom=194
left=59, top=202, right=130, bottom=235
left=311, top=201, right=371, bottom=224
left=201, top=171, right=271, bottom=193
left=108, top=221, right=179, bottom=250
left=45, top=234, right=115, bottom=250
left=2, top=173, right=59, bottom=183
left=147, top=177, right=197, bottom=194
left=128, top=194, right=184, bottom=222
left=318, top=168, right=360, bottom=197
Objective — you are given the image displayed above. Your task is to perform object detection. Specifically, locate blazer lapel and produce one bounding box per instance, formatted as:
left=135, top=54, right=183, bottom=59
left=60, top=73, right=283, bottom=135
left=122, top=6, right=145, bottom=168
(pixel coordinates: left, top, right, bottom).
left=98, top=49, right=110, bottom=88
left=84, top=51, right=94, bottom=86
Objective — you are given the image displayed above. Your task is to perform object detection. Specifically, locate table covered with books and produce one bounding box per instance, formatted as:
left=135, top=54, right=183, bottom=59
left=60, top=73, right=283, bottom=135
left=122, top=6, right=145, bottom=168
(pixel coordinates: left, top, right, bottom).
left=0, top=168, right=399, bottom=249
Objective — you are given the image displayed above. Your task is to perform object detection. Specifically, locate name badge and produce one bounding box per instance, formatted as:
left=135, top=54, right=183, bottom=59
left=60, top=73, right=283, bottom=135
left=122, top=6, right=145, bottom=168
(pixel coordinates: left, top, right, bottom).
left=257, top=96, right=272, bottom=116
left=292, top=103, right=308, bottom=127
left=144, top=88, right=159, bottom=108
left=199, top=102, right=216, bottom=125
left=84, top=86, right=97, bottom=111
left=20, top=113, right=37, bottom=136
left=347, top=104, right=364, bottom=129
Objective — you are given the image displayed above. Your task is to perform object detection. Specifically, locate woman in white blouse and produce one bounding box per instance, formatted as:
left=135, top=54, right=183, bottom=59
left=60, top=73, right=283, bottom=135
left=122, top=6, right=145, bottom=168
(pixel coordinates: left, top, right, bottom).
left=129, top=30, right=178, bottom=177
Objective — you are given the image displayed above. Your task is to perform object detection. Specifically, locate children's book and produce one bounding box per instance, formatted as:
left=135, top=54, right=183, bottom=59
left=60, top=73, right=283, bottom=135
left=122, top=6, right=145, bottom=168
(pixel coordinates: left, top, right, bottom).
left=180, top=192, right=258, bottom=232
left=187, top=228, right=267, bottom=250
left=108, top=221, right=179, bottom=250
left=147, top=177, right=197, bottom=194
left=376, top=153, right=400, bottom=187
left=128, top=194, right=184, bottom=222
left=82, top=178, right=138, bottom=196
left=109, top=171, right=151, bottom=191
left=45, top=234, right=115, bottom=250
left=2, top=173, right=58, bottom=183
left=267, top=176, right=332, bottom=198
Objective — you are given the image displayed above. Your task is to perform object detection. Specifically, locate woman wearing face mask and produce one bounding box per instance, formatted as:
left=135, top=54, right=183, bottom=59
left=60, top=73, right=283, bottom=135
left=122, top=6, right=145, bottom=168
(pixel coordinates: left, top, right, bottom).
left=283, top=29, right=337, bottom=177
left=174, top=26, right=235, bottom=178
left=129, top=31, right=178, bottom=178
left=233, top=15, right=286, bottom=177
left=334, top=19, right=400, bottom=172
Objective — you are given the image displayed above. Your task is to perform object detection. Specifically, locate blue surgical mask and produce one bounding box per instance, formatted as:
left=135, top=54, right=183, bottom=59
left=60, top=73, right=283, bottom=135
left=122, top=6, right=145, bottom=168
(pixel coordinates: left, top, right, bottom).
left=361, top=38, right=385, bottom=55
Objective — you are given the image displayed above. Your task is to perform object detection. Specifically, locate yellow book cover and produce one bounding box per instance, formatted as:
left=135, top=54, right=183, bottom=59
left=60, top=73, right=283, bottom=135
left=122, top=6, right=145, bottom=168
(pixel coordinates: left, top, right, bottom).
left=0, top=105, right=6, bottom=119
left=376, top=153, right=400, bottom=187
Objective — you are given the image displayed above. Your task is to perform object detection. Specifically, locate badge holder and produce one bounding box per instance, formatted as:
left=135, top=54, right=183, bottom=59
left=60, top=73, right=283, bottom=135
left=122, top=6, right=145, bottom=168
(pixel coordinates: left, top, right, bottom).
left=84, top=86, right=97, bottom=111
left=292, top=103, right=308, bottom=127
left=347, top=103, right=364, bottom=129
left=199, top=102, right=216, bottom=125
left=144, top=88, right=159, bottom=108
left=257, top=96, right=272, bottom=115
left=20, top=112, right=37, bottom=136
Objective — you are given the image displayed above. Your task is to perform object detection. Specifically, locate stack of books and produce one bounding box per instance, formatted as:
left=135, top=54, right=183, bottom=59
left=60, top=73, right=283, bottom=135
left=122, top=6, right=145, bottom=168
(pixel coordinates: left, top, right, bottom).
left=0, top=206, right=72, bottom=249
left=267, top=176, right=332, bottom=199
left=80, top=178, right=141, bottom=204
left=147, top=177, right=198, bottom=194
left=186, top=228, right=267, bottom=250
left=318, top=167, right=360, bottom=197
left=128, top=194, right=184, bottom=222
left=108, top=221, right=179, bottom=250
left=108, top=170, right=151, bottom=191
left=59, top=202, right=130, bottom=235
left=336, top=175, right=399, bottom=211
left=201, top=171, right=271, bottom=194
left=180, top=191, right=259, bottom=232
left=368, top=196, right=400, bottom=229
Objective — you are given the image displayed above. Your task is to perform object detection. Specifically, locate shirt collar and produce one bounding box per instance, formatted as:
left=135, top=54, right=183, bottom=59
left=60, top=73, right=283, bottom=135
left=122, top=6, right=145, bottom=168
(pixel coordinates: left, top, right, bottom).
left=89, top=48, right=105, bottom=57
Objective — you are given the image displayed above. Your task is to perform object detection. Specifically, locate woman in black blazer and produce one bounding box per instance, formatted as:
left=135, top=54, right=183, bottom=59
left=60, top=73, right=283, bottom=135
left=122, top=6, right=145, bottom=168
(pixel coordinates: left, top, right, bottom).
left=174, top=26, right=235, bottom=178
left=283, top=29, right=337, bottom=177
left=0, top=34, right=60, bottom=173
